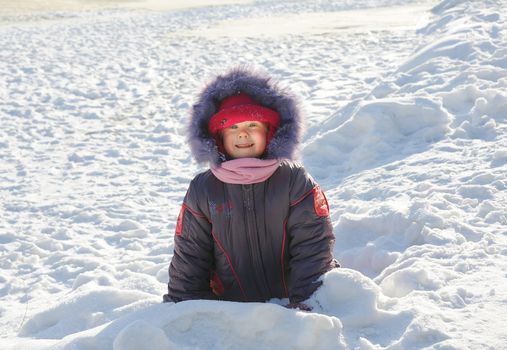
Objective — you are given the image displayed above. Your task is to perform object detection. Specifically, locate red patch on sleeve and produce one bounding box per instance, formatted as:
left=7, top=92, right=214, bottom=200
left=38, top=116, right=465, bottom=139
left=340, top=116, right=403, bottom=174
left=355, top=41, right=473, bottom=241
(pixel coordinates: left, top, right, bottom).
left=313, top=186, right=330, bottom=217
left=175, top=205, right=186, bottom=236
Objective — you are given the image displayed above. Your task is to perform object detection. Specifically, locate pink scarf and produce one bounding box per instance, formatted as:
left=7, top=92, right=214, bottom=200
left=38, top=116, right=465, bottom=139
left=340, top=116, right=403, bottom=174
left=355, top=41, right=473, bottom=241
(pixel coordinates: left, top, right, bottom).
left=210, top=158, right=281, bottom=184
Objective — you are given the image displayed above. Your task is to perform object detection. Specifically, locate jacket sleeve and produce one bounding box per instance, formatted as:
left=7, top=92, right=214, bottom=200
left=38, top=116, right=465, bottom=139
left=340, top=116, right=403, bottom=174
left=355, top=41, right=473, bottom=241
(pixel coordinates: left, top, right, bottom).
left=286, top=165, right=339, bottom=303
left=164, top=178, right=216, bottom=302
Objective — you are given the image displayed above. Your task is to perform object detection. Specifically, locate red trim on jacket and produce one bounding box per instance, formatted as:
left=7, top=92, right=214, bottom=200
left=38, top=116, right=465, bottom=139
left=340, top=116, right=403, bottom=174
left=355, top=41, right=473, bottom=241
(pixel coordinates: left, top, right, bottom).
left=211, top=231, right=247, bottom=300
left=183, top=203, right=207, bottom=218
left=176, top=203, right=208, bottom=236
left=289, top=187, right=314, bottom=207
left=290, top=186, right=330, bottom=217
left=281, top=218, right=289, bottom=298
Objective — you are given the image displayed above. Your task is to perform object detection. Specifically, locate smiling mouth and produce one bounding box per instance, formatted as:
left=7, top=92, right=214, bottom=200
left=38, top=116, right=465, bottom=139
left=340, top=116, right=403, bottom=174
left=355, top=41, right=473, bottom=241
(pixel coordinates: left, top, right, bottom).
left=235, top=144, right=254, bottom=149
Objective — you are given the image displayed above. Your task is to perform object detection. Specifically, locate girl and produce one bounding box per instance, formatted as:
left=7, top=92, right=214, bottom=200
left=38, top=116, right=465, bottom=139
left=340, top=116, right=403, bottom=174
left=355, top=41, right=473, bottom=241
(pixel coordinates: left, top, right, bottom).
left=164, top=67, right=338, bottom=310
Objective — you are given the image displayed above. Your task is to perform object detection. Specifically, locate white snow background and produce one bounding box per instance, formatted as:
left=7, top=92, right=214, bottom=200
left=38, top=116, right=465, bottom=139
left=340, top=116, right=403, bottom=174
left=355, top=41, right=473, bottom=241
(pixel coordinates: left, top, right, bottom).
left=1, top=0, right=507, bottom=349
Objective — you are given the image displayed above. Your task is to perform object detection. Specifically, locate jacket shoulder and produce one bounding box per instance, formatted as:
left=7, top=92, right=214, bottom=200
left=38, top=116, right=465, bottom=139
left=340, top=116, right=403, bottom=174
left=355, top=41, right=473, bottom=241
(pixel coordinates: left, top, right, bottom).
left=185, top=170, right=215, bottom=217
left=190, top=169, right=214, bottom=186
left=279, top=159, right=303, bottom=170
left=277, top=160, right=317, bottom=204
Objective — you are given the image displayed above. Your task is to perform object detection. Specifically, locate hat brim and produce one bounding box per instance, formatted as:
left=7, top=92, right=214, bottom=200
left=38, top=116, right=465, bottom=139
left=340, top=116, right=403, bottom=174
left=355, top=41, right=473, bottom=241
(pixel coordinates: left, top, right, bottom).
left=208, top=104, right=280, bottom=136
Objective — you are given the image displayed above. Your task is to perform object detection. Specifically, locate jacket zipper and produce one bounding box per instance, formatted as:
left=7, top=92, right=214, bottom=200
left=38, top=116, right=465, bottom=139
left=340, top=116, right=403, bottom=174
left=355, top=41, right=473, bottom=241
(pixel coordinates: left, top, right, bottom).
left=242, top=184, right=269, bottom=298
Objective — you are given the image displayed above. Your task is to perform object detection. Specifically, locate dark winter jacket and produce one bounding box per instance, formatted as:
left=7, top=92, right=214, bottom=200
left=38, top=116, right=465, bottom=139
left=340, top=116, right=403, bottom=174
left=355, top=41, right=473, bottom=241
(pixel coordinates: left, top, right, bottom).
left=165, top=67, right=338, bottom=303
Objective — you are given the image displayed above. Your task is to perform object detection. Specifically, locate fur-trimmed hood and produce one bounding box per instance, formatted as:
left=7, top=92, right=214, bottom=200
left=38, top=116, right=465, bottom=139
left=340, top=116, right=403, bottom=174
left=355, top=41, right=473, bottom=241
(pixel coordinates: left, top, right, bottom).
left=188, top=67, right=304, bottom=165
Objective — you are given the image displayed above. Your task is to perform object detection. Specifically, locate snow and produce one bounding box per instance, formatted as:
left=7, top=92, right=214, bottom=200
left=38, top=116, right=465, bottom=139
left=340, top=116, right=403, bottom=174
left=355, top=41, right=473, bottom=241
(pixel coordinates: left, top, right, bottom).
left=1, top=0, right=507, bottom=349
left=0, top=0, right=253, bottom=18
left=177, top=4, right=432, bottom=38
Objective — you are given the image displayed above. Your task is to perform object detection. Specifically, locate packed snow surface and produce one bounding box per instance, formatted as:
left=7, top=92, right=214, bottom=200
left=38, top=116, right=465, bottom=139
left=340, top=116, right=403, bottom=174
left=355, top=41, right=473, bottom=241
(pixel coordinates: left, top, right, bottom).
left=1, top=0, right=507, bottom=349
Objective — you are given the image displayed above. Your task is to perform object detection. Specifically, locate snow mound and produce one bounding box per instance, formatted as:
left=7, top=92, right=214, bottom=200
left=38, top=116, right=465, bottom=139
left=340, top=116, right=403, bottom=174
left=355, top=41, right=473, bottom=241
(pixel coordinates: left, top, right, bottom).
left=304, top=98, right=451, bottom=180
left=311, top=269, right=408, bottom=327
left=19, top=288, right=153, bottom=339
left=54, top=299, right=345, bottom=350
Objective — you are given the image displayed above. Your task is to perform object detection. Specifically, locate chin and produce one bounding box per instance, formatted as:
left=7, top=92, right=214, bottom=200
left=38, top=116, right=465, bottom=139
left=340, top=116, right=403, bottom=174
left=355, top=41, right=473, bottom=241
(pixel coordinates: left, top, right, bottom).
left=236, top=154, right=257, bottom=159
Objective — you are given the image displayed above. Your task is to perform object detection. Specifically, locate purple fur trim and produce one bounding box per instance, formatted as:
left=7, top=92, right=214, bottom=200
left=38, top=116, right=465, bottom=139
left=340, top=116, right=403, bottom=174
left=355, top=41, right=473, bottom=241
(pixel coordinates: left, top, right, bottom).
left=188, top=66, right=304, bottom=165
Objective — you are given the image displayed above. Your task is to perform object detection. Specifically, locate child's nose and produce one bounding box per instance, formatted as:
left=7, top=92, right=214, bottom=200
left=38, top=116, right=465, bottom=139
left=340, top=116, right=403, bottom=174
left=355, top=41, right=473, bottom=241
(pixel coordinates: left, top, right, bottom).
left=237, top=129, right=249, bottom=138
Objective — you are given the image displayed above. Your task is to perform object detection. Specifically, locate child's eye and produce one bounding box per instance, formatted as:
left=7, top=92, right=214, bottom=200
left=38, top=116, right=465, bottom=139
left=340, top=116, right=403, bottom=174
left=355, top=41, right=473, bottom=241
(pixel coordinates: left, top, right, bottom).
left=249, top=123, right=258, bottom=127
left=230, top=125, right=238, bottom=129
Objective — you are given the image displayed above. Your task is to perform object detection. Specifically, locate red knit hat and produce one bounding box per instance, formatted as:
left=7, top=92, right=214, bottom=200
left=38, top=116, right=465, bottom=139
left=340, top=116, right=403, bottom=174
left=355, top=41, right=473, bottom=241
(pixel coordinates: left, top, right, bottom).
left=208, top=92, right=280, bottom=151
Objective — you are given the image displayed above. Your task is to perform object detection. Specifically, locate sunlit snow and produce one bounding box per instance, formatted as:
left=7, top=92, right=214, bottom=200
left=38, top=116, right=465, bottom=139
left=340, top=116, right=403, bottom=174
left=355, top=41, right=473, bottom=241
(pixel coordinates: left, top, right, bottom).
left=1, top=0, right=506, bottom=349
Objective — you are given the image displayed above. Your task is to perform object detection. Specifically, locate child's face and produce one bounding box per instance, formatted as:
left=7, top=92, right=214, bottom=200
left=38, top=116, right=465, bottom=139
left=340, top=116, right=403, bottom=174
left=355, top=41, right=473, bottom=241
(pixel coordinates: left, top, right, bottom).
left=221, top=120, right=268, bottom=159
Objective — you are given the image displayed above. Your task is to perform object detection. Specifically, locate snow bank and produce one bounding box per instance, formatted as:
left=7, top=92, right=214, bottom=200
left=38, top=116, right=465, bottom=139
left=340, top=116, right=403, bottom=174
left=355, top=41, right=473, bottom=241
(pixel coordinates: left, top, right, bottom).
left=303, top=0, right=507, bottom=347
left=304, top=0, right=507, bottom=183
left=19, top=288, right=154, bottom=339
left=304, top=98, right=451, bottom=180
left=29, top=297, right=345, bottom=350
